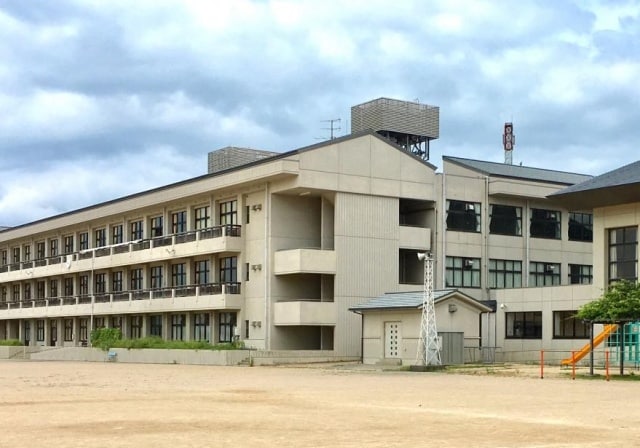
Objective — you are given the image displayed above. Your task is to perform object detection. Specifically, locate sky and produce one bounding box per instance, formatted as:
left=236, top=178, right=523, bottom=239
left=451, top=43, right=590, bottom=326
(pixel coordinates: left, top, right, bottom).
left=1, top=0, right=639, bottom=227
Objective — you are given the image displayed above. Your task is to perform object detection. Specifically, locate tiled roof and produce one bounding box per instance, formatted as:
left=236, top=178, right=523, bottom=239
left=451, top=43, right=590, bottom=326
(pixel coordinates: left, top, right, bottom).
left=350, top=289, right=491, bottom=312
left=444, top=156, right=591, bottom=185
left=550, top=160, right=640, bottom=196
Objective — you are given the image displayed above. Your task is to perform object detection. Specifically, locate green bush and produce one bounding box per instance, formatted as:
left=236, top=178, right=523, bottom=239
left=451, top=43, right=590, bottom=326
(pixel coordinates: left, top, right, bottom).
left=0, top=339, right=23, bottom=346
left=90, top=327, right=122, bottom=351
left=110, top=337, right=244, bottom=351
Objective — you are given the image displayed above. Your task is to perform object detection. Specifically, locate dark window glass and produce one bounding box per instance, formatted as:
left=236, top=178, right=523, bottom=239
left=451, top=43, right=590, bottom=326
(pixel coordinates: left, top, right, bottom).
left=194, top=313, right=210, bottom=342
left=219, top=257, right=238, bottom=283
left=609, top=227, right=637, bottom=283
left=489, top=204, right=522, bottom=236
left=79, top=233, right=89, bottom=251
left=112, top=224, right=123, bottom=245
left=130, top=268, right=143, bottom=290
left=172, top=211, right=187, bottom=234
left=446, top=200, right=480, bottom=232
left=569, top=264, right=592, bottom=284
left=488, top=259, right=522, bottom=288
left=151, top=216, right=163, bottom=238
left=95, top=229, right=106, bottom=247
left=172, top=263, right=186, bottom=287
left=219, top=200, right=238, bottom=226
left=568, top=212, right=593, bottom=242
left=151, top=266, right=163, bottom=289
left=149, top=315, right=162, bottom=337
left=195, top=206, right=210, bottom=230
left=553, top=311, right=588, bottom=339
left=530, top=208, right=560, bottom=239
left=506, top=311, right=542, bottom=339
left=445, top=256, right=481, bottom=288
left=219, top=312, right=236, bottom=343
left=171, top=314, right=186, bottom=340
left=195, top=260, right=210, bottom=284
left=130, top=220, right=144, bottom=240
left=529, top=262, right=561, bottom=286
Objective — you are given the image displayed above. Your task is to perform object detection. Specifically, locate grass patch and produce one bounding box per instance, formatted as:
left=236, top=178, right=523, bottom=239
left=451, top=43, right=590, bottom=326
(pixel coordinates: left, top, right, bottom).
left=0, top=339, right=22, bottom=346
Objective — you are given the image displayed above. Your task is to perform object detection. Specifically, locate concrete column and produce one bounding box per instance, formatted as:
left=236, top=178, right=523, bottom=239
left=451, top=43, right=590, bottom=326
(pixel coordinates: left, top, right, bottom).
left=162, top=313, right=169, bottom=340
left=44, top=319, right=51, bottom=346
left=141, top=315, right=148, bottom=337
left=29, top=320, right=36, bottom=346
left=185, top=312, right=192, bottom=341
left=18, top=320, right=24, bottom=342
left=56, top=318, right=63, bottom=347
left=121, top=316, right=129, bottom=339
left=73, top=317, right=79, bottom=346
left=212, top=311, right=218, bottom=344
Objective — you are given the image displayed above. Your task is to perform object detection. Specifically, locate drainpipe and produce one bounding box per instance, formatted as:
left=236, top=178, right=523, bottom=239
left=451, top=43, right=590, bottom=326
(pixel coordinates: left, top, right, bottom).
left=264, top=182, right=271, bottom=350
left=441, top=171, right=446, bottom=287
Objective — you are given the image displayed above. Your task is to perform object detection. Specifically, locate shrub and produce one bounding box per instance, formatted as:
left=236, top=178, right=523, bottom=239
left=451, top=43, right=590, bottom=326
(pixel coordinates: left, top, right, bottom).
left=109, top=337, right=245, bottom=350
left=90, top=327, right=122, bottom=351
left=0, top=339, right=23, bottom=346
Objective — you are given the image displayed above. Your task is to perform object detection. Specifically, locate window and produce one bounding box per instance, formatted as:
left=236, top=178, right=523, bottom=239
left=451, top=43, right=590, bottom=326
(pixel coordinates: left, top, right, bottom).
left=219, top=256, right=238, bottom=283
left=94, top=317, right=105, bottom=329
left=151, top=266, right=163, bottom=289
left=245, top=319, right=250, bottom=338
left=12, top=247, right=20, bottom=263
left=553, top=311, right=589, bottom=339
left=569, top=264, right=593, bottom=284
left=24, top=283, right=31, bottom=300
left=79, top=232, right=89, bottom=251
left=194, top=260, right=210, bottom=284
left=219, top=200, right=238, bottom=226
left=529, top=262, right=561, bottom=286
left=172, top=263, right=187, bottom=287
left=95, top=228, right=106, bottom=248
left=130, top=316, right=142, bottom=339
left=112, top=271, right=123, bottom=292
left=12, top=285, right=20, bottom=301
left=150, top=216, right=163, bottom=238
left=245, top=205, right=250, bottom=224
left=568, top=212, right=592, bottom=242
left=64, top=278, right=74, bottom=296
left=36, top=242, right=45, bottom=259
left=79, top=318, right=88, bottom=342
left=50, top=320, right=57, bottom=345
left=130, top=220, right=144, bottom=241
left=445, top=257, right=481, bottom=288
left=64, top=235, right=74, bottom=254
left=79, top=275, right=89, bottom=295
left=36, top=281, right=45, bottom=299
left=111, top=317, right=122, bottom=334
left=149, top=315, right=162, bottom=337
left=130, top=268, right=143, bottom=290
left=530, top=208, right=560, bottom=239
left=94, top=273, right=106, bottom=294
left=36, top=320, right=45, bottom=342
left=49, top=279, right=58, bottom=298
left=171, top=314, right=186, bottom=340
left=489, top=204, right=522, bottom=236
left=194, top=313, right=210, bottom=342
left=446, top=200, right=480, bottom=232
left=194, top=206, right=210, bottom=230
left=506, top=311, right=542, bottom=339
left=64, top=319, right=73, bottom=342
left=245, top=263, right=250, bottom=282
left=219, top=312, right=236, bottom=343
left=24, top=321, right=30, bottom=345
left=23, top=244, right=31, bottom=262
left=112, top=224, right=123, bottom=245
left=1, top=286, right=6, bottom=302
left=609, top=227, right=637, bottom=283
left=171, top=211, right=187, bottom=234
left=50, top=239, right=59, bottom=257
left=488, top=259, right=522, bottom=289
left=1, top=250, right=6, bottom=266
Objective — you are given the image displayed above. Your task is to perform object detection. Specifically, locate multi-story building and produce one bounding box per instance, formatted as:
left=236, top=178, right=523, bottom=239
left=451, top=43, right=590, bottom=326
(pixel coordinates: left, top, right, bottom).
left=0, top=130, right=438, bottom=358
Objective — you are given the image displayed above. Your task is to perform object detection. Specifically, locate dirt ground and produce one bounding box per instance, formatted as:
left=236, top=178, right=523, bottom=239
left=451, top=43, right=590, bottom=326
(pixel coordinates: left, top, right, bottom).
left=1, top=361, right=639, bottom=447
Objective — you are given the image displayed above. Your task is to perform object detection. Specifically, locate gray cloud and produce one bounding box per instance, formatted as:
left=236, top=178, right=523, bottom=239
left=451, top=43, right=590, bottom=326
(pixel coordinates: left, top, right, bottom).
left=1, top=0, right=639, bottom=226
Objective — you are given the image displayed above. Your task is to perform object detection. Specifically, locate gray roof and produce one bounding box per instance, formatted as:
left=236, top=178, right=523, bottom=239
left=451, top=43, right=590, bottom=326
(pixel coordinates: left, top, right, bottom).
left=444, top=156, right=592, bottom=186
left=350, top=289, right=492, bottom=312
left=548, top=160, right=640, bottom=209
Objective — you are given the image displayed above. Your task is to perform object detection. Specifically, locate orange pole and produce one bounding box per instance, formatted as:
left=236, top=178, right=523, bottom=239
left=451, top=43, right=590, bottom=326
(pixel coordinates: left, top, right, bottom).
left=540, top=350, right=544, bottom=379
left=605, top=350, right=610, bottom=382
left=571, top=351, right=576, bottom=380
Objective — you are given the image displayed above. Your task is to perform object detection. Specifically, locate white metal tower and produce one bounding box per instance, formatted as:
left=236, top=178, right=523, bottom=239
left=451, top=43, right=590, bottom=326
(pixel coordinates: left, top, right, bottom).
left=415, top=253, right=442, bottom=366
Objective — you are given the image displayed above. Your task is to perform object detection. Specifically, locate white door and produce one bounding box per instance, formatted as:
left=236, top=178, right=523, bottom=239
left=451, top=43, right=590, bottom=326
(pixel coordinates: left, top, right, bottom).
left=384, top=322, right=401, bottom=358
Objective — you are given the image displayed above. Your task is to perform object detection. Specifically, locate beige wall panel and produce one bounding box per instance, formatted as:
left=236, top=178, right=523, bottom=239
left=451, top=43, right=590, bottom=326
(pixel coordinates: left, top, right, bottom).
left=298, top=142, right=339, bottom=173
left=336, top=137, right=372, bottom=177
left=370, top=139, right=401, bottom=180
left=296, top=171, right=339, bottom=191
left=370, top=178, right=400, bottom=198
left=270, top=195, right=321, bottom=250
left=337, top=174, right=371, bottom=194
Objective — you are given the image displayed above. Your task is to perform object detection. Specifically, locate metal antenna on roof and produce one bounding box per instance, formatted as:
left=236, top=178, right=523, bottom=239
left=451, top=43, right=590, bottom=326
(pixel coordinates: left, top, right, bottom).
left=318, top=118, right=341, bottom=140
left=415, top=253, right=442, bottom=366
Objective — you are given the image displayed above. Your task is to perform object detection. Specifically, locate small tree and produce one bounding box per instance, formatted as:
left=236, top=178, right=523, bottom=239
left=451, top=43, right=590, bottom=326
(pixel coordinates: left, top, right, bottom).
left=577, top=280, right=640, bottom=322
left=90, top=327, right=122, bottom=351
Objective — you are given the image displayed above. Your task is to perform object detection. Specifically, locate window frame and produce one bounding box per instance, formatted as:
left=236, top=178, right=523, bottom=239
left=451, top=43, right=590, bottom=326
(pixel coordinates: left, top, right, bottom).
left=489, top=204, right=522, bottom=236
left=446, top=200, right=481, bottom=233
left=568, top=264, right=593, bottom=285
left=529, top=261, right=561, bottom=286
left=505, top=311, right=542, bottom=339
left=219, top=200, right=238, bottom=226
left=608, top=226, right=638, bottom=284
left=530, top=208, right=561, bottom=240
left=194, top=206, right=210, bottom=230
left=553, top=310, right=589, bottom=339
left=568, top=212, right=593, bottom=242
left=445, top=256, right=481, bottom=288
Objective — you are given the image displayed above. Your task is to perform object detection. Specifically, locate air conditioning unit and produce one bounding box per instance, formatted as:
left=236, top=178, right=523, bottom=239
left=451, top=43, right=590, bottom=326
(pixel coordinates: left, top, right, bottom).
left=464, top=259, right=475, bottom=269
left=545, top=264, right=556, bottom=272
left=466, top=203, right=476, bottom=211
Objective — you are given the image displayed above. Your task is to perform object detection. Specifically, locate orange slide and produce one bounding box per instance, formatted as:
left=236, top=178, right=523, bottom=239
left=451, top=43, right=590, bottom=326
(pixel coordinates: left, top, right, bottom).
left=560, top=324, right=618, bottom=366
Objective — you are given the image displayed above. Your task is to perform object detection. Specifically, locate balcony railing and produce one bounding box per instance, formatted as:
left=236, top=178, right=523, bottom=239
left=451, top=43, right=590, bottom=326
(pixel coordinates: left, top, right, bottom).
left=0, top=225, right=242, bottom=274
left=0, top=283, right=242, bottom=311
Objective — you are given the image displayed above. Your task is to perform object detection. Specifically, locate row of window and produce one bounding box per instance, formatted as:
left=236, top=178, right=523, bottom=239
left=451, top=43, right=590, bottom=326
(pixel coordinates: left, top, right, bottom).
left=445, top=257, right=592, bottom=289
left=446, top=200, right=592, bottom=242
left=1, top=257, right=239, bottom=301
left=23, top=312, right=238, bottom=344
left=0, top=200, right=241, bottom=265
left=506, top=310, right=588, bottom=339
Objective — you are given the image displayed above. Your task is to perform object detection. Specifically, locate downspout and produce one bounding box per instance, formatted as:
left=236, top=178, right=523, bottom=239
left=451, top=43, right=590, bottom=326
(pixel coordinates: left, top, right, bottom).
left=441, top=171, right=447, bottom=287
left=264, top=182, right=271, bottom=350
left=525, top=200, right=530, bottom=287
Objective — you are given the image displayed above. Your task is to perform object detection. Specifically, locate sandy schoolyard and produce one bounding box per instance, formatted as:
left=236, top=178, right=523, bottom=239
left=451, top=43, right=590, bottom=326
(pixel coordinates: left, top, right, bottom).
left=0, top=360, right=638, bottom=447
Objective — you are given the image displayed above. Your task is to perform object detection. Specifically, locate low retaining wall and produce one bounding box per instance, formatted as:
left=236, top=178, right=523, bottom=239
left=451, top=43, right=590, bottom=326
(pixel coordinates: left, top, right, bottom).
left=30, top=347, right=250, bottom=365
left=0, top=346, right=26, bottom=359
left=249, top=350, right=360, bottom=366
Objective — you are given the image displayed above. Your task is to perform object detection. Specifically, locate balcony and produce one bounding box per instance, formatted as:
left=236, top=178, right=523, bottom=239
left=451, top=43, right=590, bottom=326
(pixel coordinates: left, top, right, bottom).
left=0, top=225, right=243, bottom=281
left=274, top=248, right=336, bottom=275
left=0, top=282, right=243, bottom=319
left=273, top=300, right=336, bottom=326
left=399, top=225, right=431, bottom=251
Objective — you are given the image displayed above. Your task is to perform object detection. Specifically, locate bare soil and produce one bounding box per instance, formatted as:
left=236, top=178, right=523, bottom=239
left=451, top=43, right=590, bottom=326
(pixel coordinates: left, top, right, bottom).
left=1, top=360, right=638, bottom=447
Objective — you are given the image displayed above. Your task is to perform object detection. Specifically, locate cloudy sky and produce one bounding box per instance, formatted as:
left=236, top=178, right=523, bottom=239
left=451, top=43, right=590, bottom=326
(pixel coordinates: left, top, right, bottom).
left=1, top=0, right=639, bottom=226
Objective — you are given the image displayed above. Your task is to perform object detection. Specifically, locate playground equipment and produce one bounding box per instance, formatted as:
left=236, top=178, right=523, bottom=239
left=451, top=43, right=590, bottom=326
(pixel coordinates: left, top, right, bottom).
left=606, top=322, right=640, bottom=367
left=560, top=324, right=618, bottom=366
